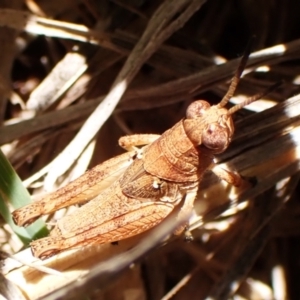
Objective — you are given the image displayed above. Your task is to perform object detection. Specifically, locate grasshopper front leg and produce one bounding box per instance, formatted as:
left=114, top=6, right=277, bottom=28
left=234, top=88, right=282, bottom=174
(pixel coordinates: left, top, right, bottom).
left=210, top=163, right=253, bottom=189
left=174, top=186, right=198, bottom=236
left=119, top=134, right=160, bottom=151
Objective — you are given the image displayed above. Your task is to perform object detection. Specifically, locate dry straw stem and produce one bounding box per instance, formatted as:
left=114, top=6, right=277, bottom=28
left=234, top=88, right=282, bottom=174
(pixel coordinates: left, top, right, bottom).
left=0, top=40, right=294, bottom=145
left=0, top=9, right=117, bottom=50
left=0, top=38, right=298, bottom=147
left=207, top=175, right=299, bottom=299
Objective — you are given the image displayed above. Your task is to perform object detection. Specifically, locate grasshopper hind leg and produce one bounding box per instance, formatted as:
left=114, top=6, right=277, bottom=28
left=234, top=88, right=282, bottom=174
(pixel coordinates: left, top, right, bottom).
left=30, top=237, right=63, bottom=260
left=30, top=202, right=175, bottom=259
left=12, top=203, right=43, bottom=227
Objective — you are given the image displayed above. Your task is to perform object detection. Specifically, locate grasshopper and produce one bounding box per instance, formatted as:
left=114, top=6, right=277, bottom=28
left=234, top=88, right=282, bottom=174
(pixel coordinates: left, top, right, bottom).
left=12, top=49, right=272, bottom=260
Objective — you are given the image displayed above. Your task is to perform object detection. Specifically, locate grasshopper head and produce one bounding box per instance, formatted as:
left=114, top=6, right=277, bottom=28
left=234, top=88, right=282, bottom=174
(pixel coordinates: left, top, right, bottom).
left=182, top=42, right=278, bottom=154
left=183, top=78, right=277, bottom=154
left=184, top=100, right=234, bottom=154
left=182, top=40, right=278, bottom=154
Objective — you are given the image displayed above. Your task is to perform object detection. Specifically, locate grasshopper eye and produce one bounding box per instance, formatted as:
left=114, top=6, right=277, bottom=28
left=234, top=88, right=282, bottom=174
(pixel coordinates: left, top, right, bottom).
left=202, top=123, right=229, bottom=152
left=186, top=100, right=210, bottom=119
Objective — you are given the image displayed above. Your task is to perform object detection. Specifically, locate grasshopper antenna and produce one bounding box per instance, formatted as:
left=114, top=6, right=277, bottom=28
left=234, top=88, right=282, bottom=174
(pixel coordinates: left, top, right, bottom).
left=217, top=39, right=253, bottom=109
left=228, top=81, right=282, bottom=115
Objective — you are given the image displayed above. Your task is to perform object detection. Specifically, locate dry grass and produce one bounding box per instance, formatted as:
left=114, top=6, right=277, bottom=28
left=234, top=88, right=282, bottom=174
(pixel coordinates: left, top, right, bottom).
left=1, top=0, right=300, bottom=299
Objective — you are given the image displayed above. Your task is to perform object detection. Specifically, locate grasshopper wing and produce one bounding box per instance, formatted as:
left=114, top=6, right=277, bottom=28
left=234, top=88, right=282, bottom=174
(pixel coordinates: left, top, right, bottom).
left=12, top=151, right=135, bottom=227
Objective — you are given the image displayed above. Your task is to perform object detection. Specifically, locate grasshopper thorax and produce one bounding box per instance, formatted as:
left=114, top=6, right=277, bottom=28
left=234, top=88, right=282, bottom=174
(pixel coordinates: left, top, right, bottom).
left=183, top=100, right=234, bottom=154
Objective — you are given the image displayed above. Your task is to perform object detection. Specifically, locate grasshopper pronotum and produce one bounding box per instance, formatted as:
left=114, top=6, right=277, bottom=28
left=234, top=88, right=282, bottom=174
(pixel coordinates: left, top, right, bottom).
left=12, top=48, right=274, bottom=260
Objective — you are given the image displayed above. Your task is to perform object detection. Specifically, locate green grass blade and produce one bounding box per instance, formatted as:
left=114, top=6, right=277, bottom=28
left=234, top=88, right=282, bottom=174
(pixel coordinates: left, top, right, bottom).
left=0, top=148, right=48, bottom=245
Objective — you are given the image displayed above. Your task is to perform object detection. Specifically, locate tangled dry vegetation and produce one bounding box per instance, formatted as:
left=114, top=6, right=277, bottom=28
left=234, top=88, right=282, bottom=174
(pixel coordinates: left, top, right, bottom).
left=1, top=0, right=300, bottom=299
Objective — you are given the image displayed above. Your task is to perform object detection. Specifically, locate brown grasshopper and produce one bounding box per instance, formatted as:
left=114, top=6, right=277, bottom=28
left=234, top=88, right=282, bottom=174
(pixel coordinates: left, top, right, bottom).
left=12, top=49, right=272, bottom=260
